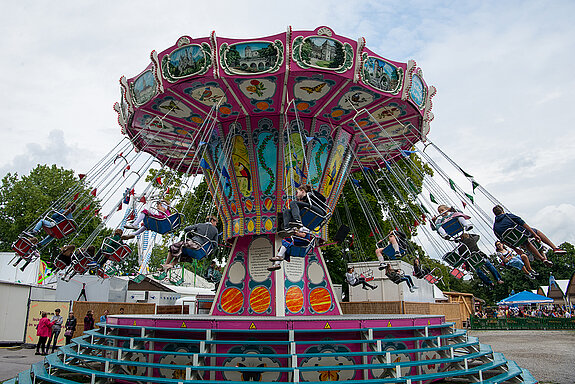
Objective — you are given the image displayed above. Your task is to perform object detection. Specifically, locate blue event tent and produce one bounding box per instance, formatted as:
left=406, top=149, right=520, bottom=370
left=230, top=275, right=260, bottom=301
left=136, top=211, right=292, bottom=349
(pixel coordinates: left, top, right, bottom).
left=497, top=290, right=553, bottom=306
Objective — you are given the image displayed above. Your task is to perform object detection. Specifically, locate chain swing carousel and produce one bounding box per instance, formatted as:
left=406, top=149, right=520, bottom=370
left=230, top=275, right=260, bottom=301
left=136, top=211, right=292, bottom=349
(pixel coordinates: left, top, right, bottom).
left=12, top=27, right=537, bottom=384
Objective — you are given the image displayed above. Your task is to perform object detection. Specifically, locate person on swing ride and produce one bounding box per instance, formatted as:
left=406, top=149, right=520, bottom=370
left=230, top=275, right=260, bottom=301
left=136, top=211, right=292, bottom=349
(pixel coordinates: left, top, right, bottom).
left=27, top=202, right=77, bottom=247
left=345, top=267, right=378, bottom=290
left=412, top=256, right=431, bottom=279
left=161, top=216, right=219, bottom=271
left=123, top=200, right=171, bottom=237
left=383, top=264, right=418, bottom=292
left=492, top=205, right=565, bottom=266
left=375, top=229, right=408, bottom=267
left=457, top=233, right=504, bottom=286
left=281, top=184, right=327, bottom=233
left=495, top=241, right=538, bottom=280
left=268, top=230, right=314, bottom=271
left=88, top=229, right=131, bottom=269
left=54, top=244, right=77, bottom=269
left=431, top=204, right=473, bottom=240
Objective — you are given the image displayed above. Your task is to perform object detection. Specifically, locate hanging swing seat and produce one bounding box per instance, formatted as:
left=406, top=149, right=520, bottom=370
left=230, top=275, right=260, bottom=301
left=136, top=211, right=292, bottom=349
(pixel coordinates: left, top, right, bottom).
left=500, top=226, right=529, bottom=248
left=423, top=268, right=442, bottom=284
left=440, top=217, right=465, bottom=238
left=53, top=257, right=68, bottom=271
left=466, top=251, right=485, bottom=270
left=70, top=250, right=92, bottom=275
left=143, top=212, right=182, bottom=235
left=11, top=236, right=37, bottom=258
left=42, top=211, right=78, bottom=239
left=180, top=231, right=216, bottom=261
left=100, top=237, right=132, bottom=263
left=360, top=269, right=374, bottom=282
left=381, top=244, right=407, bottom=260
left=285, top=234, right=316, bottom=258
left=132, top=274, right=147, bottom=283
left=96, top=268, right=109, bottom=279
left=300, top=191, right=330, bottom=232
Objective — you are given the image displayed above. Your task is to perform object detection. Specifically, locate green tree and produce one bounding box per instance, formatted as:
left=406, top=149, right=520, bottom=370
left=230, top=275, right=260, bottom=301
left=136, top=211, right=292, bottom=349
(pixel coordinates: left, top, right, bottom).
left=331, top=42, right=345, bottom=68
left=0, top=165, right=105, bottom=265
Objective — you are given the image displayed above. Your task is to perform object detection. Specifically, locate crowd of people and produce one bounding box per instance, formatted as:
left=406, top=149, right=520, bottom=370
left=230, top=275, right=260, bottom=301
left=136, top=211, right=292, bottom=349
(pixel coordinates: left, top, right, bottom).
left=475, top=305, right=573, bottom=319
left=35, top=307, right=126, bottom=355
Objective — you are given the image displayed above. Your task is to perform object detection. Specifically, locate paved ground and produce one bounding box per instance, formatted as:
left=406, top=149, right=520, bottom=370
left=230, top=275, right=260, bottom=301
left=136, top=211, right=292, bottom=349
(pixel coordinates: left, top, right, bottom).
left=0, top=345, right=44, bottom=382
left=1, top=331, right=574, bottom=383
left=469, top=330, right=575, bottom=384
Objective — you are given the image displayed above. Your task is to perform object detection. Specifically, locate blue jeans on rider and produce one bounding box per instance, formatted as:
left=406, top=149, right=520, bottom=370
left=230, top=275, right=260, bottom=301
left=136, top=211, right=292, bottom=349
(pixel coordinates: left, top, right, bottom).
left=475, top=260, right=502, bottom=285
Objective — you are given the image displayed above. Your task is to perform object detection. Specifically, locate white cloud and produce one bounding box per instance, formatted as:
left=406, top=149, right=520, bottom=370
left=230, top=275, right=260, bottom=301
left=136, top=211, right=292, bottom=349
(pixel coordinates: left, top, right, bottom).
left=532, top=204, right=575, bottom=245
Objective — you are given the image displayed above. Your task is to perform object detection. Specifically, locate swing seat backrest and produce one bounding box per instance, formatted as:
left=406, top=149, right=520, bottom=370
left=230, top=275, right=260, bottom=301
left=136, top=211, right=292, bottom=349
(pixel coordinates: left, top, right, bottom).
left=300, top=191, right=330, bottom=232
left=11, top=237, right=35, bottom=257
left=441, top=217, right=464, bottom=237
left=180, top=231, right=215, bottom=261
left=53, top=258, right=67, bottom=271
left=286, top=234, right=315, bottom=258
left=450, top=268, right=465, bottom=279
left=360, top=269, right=374, bottom=281
left=442, top=251, right=465, bottom=267
left=143, top=212, right=182, bottom=235
left=381, top=244, right=407, bottom=259
left=71, top=251, right=91, bottom=274
left=465, top=252, right=485, bottom=270
left=500, top=226, right=528, bottom=248
left=43, top=212, right=78, bottom=239
left=96, top=268, right=108, bottom=279
left=424, top=273, right=439, bottom=284
left=101, top=237, right=132, bottom=262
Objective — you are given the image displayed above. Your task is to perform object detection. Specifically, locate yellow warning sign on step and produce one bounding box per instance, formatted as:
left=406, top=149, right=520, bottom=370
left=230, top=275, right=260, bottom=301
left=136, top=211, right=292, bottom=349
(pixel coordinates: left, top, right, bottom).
left=181, top=322, right=187, bottom=328
left=428, top=320, right=431, bottom=325
left=387, top=321, right=392, bottom=327
left=324, top=322, right=331, bottom=329
left=249, top=322, right=257, bottom=330
left=133, top=320, right=137, bottom=326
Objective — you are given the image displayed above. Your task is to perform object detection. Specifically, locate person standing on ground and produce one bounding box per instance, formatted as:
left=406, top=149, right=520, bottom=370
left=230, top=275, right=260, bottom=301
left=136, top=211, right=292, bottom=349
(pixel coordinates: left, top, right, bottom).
left=64, top=311, right=77, bottom=345
left=100, top=309, right=109, bottom=324
left=46, top=308, right=63, bottom=353
left=84, top=310, right=95, bottom=332
left=36, top=312, right=53, bottom=355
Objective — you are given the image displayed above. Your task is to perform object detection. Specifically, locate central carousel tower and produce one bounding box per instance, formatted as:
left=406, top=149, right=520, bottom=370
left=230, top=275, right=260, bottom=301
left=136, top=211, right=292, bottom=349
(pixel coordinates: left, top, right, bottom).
left=116, top=26, right=435, bottom=317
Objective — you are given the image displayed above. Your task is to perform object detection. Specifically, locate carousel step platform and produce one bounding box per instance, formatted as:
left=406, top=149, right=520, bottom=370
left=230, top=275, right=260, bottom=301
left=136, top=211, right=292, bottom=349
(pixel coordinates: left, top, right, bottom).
left=6, top=314, right=537, bottom=384
left=17, top=369, right=32, bottom=384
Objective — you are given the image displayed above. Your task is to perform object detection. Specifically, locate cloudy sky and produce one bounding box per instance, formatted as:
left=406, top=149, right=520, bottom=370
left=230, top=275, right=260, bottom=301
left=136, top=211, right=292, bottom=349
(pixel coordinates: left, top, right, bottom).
left=1, top=1, right=573, bottom=245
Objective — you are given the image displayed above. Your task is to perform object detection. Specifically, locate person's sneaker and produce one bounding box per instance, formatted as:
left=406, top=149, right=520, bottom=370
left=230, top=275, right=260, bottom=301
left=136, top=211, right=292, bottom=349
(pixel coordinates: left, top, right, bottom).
left=409, top=287, right=415, bottom=293
left=378, top=263, right=386, bottom=271
left=371, top=284, right=378, bottom=290
left=124, top=223, right=138, bottom=230
left=543, top=259, right=554, bottom=267
left=527, top=273, right=536, bottom=280
left=530, top=269, right=539, bottom=276
left=269, top=256, right=283, bottom=262
left=394, top=251, right=402, bottom=259
left=552, top=248, right=566, bottom=255
left=267, top=264, right=281, bottom=271
left=412, top=285, right=419, bottom=290
left=362, top=286, right=368, bottom=290
left=465, top=225, right=474, bottom=231
left=442, top=235, right=452, bottom=241
left=35, top=351, right=41, bottom=355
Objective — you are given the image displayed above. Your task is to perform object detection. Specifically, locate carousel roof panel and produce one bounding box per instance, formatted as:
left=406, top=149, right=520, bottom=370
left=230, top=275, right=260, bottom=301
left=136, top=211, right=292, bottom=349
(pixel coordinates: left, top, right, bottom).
left=118, top=26, right=435, bottom=174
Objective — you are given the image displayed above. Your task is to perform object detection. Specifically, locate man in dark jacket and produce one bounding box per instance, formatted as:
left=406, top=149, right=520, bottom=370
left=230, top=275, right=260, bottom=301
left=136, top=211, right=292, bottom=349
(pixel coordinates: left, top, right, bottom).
left=162, top=216, right=218, bottom=270
left=492, top=205, right=564, bottom=266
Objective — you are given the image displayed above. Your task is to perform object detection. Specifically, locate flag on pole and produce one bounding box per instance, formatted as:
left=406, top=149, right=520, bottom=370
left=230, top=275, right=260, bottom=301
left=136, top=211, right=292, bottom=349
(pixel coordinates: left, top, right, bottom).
left=465, top=193, right=474, bottom=204
left=78, top=174, right=86, bottom=180
left=199, top=158, right=211, bottom=170
left=430, top=193, right=438, bottom=204
left=472, top=180, right=480, bottom=192
left=90, top=188, right=97, bottom=196
left=448, top=179, right=457, bottom=192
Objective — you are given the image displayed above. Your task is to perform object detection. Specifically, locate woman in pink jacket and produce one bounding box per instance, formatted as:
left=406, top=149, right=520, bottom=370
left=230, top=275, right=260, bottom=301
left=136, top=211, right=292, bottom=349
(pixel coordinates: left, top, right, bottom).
left=36, top=312, right=54, bottom=355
